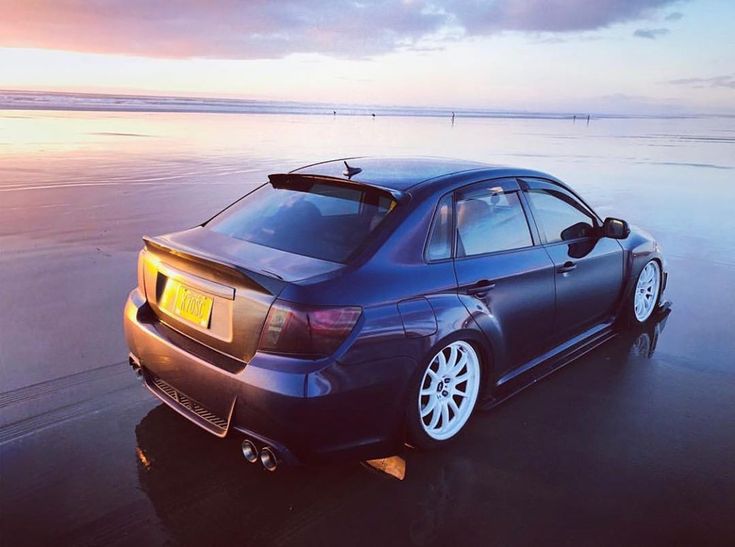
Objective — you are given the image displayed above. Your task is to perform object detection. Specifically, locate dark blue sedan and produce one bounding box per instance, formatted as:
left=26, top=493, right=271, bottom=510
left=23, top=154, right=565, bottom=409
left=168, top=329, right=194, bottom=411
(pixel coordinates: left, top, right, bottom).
left=124, top=157, right=668, bottom=470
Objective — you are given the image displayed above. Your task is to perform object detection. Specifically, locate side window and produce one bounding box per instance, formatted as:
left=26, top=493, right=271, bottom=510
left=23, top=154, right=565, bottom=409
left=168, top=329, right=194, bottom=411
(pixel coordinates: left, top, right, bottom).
left=425, top=193, right=453, bottom=261
left=524, top=187, right=596, bottom=243
left=455, top=187, right=533, bottom=257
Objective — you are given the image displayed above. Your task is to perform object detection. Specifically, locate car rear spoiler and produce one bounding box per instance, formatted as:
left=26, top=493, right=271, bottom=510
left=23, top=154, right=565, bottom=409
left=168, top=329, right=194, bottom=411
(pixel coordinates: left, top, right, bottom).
left=267, top=173, right=407, bottom=203
left=143, top=235, right=286, bottom=295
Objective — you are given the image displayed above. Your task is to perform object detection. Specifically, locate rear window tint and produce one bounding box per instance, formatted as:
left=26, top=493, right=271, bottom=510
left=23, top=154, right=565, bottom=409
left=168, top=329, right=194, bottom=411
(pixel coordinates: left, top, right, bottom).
left=206, top=180, right=396, bottom=263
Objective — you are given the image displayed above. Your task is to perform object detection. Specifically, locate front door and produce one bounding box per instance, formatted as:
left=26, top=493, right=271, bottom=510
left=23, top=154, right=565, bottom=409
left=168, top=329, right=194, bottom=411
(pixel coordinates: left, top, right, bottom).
left=521, top=178, right=624, bottom=341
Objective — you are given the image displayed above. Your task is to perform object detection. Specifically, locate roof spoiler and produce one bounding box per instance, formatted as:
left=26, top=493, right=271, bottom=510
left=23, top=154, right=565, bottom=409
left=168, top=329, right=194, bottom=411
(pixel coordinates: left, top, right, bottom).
left=267, top=173, right=407, bottom=203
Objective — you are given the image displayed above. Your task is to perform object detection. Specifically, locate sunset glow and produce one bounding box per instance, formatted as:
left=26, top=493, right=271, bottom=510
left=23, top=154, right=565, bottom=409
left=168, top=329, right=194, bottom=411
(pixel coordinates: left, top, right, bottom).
left=2, top=3, right=735, bottom=541
left=0, top=0, right=733, bottom=114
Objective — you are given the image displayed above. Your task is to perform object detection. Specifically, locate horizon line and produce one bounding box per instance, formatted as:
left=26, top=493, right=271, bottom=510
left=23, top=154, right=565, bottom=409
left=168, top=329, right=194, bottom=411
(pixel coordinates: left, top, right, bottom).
left=1, top=88, right=732, bottom=120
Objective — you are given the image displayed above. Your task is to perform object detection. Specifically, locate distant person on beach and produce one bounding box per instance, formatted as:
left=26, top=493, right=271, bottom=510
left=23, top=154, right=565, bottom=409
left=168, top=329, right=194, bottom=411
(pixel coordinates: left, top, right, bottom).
left=371, top=113, right=375, bottom=118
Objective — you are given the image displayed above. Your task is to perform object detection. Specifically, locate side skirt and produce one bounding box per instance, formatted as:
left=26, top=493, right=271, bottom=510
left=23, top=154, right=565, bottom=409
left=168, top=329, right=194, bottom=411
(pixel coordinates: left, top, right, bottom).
left=479, top=321, right=617, bottom=411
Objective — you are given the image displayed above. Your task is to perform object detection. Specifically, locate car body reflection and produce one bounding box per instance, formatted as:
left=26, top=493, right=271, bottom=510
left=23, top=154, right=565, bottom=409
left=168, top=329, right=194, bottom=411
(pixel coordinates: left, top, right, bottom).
left=133, top=310, right=671, bottom=546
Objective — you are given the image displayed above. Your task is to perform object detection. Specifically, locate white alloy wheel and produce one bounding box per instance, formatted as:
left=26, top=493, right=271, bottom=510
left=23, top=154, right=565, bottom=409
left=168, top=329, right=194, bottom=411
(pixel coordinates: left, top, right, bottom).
left=634, top=260, right=661, bottom=323
left=418, top=341, right=481, bottom=441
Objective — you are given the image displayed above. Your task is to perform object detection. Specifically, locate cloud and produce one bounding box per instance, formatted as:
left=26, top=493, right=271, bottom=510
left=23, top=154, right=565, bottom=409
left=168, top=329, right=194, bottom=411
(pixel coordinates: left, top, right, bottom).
left=0, top=1, right=446, bottom=59
left=633, top=27, right=670, bottom=39
left=0, top=0, right=681, bottom=59
left=446, top=0, right=678, bottom=34
left=664, top=11, right=684, bottom=21
left=668, top=74, right=735, bottom=89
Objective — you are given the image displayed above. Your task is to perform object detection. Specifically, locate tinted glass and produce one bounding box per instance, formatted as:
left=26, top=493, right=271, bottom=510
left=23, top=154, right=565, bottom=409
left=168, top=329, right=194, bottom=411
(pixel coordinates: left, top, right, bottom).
left=425, top=194, right=453, bottom=261
left=207, top=181, right=396, bottom=262
left=525, top=188, right=596, bottom=243
left=456, top=187, right=532, bottom=257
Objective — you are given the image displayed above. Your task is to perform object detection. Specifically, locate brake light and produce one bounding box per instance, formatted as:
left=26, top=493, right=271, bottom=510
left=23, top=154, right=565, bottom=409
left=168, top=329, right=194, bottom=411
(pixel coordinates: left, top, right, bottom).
left=258, top=299, right=362, bottom=357
left=137, top=249, right=147, bottom=293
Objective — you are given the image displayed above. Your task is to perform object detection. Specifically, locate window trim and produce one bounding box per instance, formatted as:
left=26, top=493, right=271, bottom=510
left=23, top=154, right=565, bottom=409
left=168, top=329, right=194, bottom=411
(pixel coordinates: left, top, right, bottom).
left=425, top=176, right=577, bottom=264
left=518, top=177, right=601, bottom=222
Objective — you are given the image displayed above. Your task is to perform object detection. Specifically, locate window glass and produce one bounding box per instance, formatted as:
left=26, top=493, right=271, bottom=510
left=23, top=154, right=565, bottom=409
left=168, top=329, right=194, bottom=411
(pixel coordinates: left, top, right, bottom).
left=303, top=184, right=361, bottom=216
left=455, top=187, right=532, bottom=257
left=525, top=188, right=596, bottom=243
left=426, top=194, right=453, bottom=261
left=206, top=181, right=396, bottom=263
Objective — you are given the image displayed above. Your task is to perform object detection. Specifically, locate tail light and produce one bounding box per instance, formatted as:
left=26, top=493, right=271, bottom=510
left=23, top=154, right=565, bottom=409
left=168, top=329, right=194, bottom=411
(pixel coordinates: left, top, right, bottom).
left=258, top=299, right=362, bottom=358
left=137, top=249, right=147, bottom=293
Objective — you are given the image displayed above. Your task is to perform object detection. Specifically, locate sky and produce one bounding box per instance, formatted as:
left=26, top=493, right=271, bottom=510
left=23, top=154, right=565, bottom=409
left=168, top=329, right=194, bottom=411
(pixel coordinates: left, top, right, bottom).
left=0, top=0, right=733, bottom=114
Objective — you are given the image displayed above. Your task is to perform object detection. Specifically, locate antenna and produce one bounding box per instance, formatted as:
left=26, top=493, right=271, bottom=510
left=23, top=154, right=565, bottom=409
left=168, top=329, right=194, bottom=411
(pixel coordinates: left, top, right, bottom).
left=343, top=161, right=362, bottom=178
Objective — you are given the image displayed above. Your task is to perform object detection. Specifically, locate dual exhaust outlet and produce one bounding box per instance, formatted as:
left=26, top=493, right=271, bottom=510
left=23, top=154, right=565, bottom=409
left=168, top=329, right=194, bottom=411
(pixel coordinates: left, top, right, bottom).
left=241, top=439, right=278, bottom=472
left=128, top=354, right=143, bottom=380
left=132, top=355, right=279, bottom=471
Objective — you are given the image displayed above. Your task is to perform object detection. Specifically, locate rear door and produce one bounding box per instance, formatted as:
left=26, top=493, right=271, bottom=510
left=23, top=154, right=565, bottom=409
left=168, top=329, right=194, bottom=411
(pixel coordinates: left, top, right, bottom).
left=452, top=178, right=556, bottom=376
left=520, top=178, right=624, bottom=341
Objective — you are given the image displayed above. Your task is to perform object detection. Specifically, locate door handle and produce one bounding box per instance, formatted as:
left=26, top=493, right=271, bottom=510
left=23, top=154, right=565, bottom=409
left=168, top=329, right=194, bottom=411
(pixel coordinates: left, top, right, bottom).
left=465, top=279, right=496, bottom=297
left=558, top=261, right=576, bottom=273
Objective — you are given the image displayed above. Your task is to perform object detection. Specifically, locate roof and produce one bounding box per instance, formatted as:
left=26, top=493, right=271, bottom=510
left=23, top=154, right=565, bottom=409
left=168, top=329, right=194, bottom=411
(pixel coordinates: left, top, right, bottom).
left=289, top=157, right=494, bottom=191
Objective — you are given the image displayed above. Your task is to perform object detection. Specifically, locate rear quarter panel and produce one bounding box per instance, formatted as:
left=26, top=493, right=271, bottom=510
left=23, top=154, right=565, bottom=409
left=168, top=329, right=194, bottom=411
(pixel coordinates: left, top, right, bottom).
left=279, top=184, right=490, bottom=412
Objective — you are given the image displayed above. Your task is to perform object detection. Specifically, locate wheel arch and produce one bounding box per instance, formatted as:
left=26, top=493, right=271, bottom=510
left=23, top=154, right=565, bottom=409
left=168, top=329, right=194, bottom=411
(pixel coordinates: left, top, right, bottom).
left=616, top=252, right=665, bottom=325
left=402, top=327, right=494, bottom=449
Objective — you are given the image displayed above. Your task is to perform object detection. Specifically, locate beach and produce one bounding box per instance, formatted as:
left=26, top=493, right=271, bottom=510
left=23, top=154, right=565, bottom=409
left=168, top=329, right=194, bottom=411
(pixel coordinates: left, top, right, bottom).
left=2, top=108, right=734, bottom=392
left=2, top=107, right=735, bottom=544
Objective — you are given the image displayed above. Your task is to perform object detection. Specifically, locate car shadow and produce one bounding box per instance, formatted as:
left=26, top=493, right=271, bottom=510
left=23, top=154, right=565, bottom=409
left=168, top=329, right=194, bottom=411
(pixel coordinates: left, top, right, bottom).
left=133, top=310, right=672, bottom=546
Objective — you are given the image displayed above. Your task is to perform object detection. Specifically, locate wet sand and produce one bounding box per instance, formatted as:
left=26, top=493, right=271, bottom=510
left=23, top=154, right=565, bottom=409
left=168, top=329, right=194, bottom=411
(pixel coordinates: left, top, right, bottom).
left=1, top=110, right=734, bottom=545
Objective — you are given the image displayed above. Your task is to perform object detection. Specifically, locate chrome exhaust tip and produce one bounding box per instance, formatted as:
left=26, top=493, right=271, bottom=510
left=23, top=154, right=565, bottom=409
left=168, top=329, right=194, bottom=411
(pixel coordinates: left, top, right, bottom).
left=128, top=354, right=143, bottom=380
left=241, top=439, right=259, bottom=464
left=259, top=446, right=278, bottom=472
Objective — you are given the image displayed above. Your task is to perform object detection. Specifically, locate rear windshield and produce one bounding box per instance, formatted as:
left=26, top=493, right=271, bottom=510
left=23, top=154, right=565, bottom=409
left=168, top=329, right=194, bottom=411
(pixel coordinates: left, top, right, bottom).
left=206, top=179, right=397, bottom=263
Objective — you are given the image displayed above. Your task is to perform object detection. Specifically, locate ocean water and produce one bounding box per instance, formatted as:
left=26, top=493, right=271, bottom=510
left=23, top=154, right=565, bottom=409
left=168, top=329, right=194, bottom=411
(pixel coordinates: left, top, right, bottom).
left=0, top=89, right=635, bottom=118
left=0, top=108, right=733, bottom=391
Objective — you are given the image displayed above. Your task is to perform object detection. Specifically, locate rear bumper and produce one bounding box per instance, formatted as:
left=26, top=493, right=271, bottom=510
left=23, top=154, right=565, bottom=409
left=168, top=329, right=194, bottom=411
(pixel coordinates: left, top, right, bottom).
left=123, top=289, right=412, bottom=464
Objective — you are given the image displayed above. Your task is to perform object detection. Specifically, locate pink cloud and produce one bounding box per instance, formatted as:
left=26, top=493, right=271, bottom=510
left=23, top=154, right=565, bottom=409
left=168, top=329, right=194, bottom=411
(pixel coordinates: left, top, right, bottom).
left=0, top=0, right=678, bottom=59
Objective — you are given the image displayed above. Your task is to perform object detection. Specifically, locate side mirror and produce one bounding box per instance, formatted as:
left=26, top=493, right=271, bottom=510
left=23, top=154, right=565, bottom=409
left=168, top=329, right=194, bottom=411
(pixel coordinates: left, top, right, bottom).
left=602, top=217, right=630, bottom=239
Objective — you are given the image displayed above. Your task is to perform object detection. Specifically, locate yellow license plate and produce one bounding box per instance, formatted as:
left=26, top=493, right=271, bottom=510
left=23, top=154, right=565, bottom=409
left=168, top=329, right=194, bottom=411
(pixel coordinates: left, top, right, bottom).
left=171, top=283, right=213, bottom=328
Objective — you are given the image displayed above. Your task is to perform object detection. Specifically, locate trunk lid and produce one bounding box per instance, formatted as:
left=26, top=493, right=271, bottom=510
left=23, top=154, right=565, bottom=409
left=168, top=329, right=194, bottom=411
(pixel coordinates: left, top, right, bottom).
left=140, top=227, right=343, bottom=364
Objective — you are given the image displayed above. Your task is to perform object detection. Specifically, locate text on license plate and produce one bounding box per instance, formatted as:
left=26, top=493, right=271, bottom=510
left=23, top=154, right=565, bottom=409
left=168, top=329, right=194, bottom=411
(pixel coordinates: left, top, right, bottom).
left=170, top=282, right=213, bottom=328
